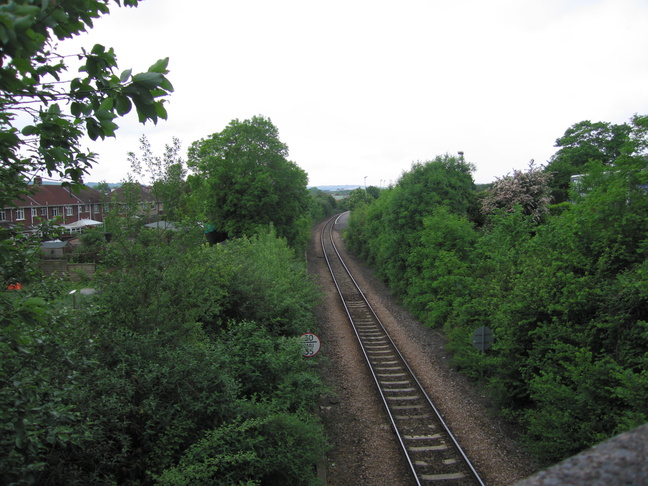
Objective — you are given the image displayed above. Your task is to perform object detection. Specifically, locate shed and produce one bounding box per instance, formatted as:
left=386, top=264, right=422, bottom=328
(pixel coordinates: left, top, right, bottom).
left=41, top=240, right=69, bottom=259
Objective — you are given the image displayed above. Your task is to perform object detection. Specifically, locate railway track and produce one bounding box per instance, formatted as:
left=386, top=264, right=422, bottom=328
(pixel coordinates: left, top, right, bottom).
left=321, top=213, right=485, bottom=486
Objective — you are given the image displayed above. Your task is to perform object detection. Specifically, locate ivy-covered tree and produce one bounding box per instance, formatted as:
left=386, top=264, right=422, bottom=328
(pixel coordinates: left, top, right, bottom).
left=187, top=116, right=311, bottom=249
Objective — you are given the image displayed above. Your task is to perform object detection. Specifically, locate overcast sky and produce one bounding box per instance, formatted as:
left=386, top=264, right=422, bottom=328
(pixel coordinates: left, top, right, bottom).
left=60, top=0, right=648, bottom=187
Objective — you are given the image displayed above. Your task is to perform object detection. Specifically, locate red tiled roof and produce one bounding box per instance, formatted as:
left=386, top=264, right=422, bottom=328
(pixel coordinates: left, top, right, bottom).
left=11, top=184, right=103, bottom=208
left=110, top=183, right=157, bottom=202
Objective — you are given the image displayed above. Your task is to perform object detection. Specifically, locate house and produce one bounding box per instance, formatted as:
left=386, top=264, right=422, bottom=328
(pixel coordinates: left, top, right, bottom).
left=0, top=177, right=106, bottom=231
left=1, top=178, right=166, bottom=234
left=109, top=183, right=164, bottom=220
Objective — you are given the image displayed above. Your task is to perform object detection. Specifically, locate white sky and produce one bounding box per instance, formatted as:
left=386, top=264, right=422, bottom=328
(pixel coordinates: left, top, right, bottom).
left=60, top=0, right=648, bottom=187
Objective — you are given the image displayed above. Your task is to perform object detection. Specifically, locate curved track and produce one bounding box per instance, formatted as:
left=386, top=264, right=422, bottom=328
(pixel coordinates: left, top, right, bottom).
left=321, top=213, right=485, bottom=486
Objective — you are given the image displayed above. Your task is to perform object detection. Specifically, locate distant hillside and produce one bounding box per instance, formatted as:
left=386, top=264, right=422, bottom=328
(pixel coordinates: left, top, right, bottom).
left=310, top=185, right=362, bottom=191
left=86, top=182, right=121, bottom=189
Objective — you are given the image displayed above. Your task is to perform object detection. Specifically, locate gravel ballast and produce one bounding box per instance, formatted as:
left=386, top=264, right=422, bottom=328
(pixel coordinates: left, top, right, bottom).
left=307, top=215, right=538, bottom=485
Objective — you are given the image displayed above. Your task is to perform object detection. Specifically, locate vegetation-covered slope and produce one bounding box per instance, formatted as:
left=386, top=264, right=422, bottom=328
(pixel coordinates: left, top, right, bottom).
left=345, top=115, right=648, bottom=465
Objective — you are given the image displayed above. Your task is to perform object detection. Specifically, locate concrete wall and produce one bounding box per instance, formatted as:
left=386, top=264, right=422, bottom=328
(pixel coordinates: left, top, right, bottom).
left=514, top=423, right=648, bottom=485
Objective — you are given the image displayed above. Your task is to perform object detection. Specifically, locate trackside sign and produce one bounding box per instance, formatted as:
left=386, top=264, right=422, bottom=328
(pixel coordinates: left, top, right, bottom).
left=300, top=332, right=321, bottom=357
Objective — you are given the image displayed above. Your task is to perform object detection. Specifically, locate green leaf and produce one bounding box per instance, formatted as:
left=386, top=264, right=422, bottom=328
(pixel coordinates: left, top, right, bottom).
left=133, top=100, right=158, bottom=124
left=13, top=15, right=35, bottom=31
left=23, top=297, right=46, bottom=307
left=47, top=103, right=62, bottom=115
left=0, top=24, right=8, bottom=44
left=132, top=71, right=164, bottom=90
left=21, top=125, right=38, bottom=136
left=86, top=118, right=102, bottom=141
left=160, top=77, right=174, bottom=92
left=99, top=97, right=113, bottom=111
left=148, top=57, right=169, bottom=73
left=120, top=68, right=132, bottom=83
left=115, top=95, right=132, bottom=116
left=91, top=43, right=105, bottom=55
left=99, top=119, right=119, bottom=136
left=154, top=102, right=168, bottom=120
left=95, top=109, right=114, bottom=121
left=70, top=101, right=82, bottom=117
left=124, top=83, right=154, bottom=105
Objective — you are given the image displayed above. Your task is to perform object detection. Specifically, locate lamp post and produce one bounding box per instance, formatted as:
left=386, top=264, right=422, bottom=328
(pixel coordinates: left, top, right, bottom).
left=364, top=176, right=367, bottom=190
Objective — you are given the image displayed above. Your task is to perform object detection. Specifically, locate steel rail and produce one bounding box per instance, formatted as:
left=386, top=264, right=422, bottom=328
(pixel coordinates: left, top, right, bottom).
left=321, top=213, right=485, bottom=486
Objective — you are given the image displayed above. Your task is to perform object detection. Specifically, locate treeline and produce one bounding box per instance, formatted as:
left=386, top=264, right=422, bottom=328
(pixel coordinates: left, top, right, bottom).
left=120, top=115, right=339, bottom=254
left=2, top=111, right=338, bottom=484
left=1, top=222, right=328, bottom=485
left=0, top=4, right=336, bottom=484
left=345, top=114, right=648, bottom=466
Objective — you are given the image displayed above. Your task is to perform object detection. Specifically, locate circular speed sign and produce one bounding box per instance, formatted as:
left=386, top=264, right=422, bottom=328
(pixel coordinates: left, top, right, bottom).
left=300, top=332, right=321, bottom=357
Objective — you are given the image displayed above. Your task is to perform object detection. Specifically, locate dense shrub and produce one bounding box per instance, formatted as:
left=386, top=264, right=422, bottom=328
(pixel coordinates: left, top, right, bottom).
left=345, top=137, right=648, bottom=466
left=1, top=224, right=327, bottom=484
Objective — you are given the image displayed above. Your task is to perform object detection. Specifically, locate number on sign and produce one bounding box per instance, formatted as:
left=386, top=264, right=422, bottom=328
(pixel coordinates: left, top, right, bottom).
left=300, top=332, right=321, bottom=357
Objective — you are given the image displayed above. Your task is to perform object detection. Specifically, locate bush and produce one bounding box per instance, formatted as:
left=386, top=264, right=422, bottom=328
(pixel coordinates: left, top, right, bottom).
left=156, top=407, right=327, bottom=486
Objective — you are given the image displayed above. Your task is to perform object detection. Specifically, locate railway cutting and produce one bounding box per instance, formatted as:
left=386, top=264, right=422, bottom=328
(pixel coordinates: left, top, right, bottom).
left=321, top=213, right=485, bottom=486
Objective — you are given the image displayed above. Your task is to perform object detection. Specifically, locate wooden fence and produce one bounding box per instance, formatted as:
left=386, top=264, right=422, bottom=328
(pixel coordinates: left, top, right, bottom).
left=38, top=260, right=96, bottom=282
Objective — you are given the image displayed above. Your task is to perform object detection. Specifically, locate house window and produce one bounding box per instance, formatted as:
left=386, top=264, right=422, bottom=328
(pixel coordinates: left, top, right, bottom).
left=0, top=210, right=6, bottom=221
left=31, top=208, right=38, bottom=217
left=65, top=206, right=73, bottom=216
left=52, top=207, right=60, bottom=217
left=94, top=204, right=101, bottom=213
left=40, top=207, right=47, bottom=216
left=16, top=208, right=25, bottom=220
left=85, top=204, right=90, bottom=213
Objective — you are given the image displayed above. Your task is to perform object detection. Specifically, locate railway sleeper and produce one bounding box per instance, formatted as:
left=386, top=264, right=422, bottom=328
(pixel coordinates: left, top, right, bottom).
left=394, top=415, right=432, bottom=420
left=386, top=395, right=421, bottom=401
left=404, top=434, right=443, bottom=440
left=414, top=459, right=459, bottom=466
left=419, top=472, right=468, bottom=481
left=383, top=387, right=416, bottom=393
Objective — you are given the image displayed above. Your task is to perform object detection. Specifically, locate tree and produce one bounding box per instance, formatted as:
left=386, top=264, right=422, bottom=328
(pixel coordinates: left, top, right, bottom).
left=1, top=5, right=174, bottom=477
left=365, top=185, right=381, bottom=200
left=94, top=180, right=112, bottom=196
left=187, top=116, right=310, bottom=249
left=308, top=188, right=337, bottom=221
left=0, top=0, right=173, bottom=210
left=481, top=160, right=553, bottom=223
left=344, top=187, right=371, bottom=210
left=346, top=154, right=477, bottom=298
left=128, top=135, right=188, bottom=220
left=544, top=120, right=631, bottom=203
